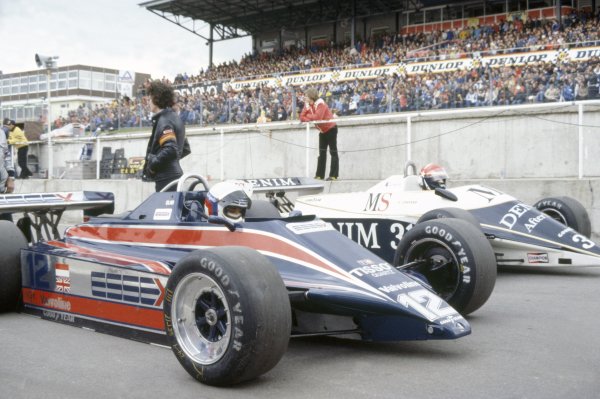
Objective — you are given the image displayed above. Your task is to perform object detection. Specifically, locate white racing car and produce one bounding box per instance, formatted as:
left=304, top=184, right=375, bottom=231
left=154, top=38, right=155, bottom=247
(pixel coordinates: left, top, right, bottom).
left=247, top=163, right=598, bottom=314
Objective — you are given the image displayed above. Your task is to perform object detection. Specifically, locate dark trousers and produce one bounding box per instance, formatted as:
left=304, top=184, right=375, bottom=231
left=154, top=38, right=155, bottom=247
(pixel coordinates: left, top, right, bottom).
left=155, top=175, right=181, bottom=192
left=315, top=126, right=339, bottom=179
left=17, top=146, right=32, bottom=178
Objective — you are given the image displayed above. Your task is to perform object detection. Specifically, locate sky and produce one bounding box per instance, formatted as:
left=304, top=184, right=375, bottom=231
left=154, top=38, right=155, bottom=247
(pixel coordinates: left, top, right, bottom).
left=0, top=0, right=252, bottom=79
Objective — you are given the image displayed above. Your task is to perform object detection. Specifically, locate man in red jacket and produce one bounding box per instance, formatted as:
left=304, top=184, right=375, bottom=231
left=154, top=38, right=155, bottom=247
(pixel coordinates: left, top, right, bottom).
left=300, top=87, right=339, bottom=180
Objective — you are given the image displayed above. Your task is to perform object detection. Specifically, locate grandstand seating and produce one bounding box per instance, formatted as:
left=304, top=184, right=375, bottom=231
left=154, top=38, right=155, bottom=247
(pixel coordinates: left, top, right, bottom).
left=59, top=9, right=600, bottom=132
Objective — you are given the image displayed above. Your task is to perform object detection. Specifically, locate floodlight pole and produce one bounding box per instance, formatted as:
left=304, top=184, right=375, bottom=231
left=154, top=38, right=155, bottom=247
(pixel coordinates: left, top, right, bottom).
left=46, top=68, right=53, bottom=179
left=37, top=54, right=58, bottom=179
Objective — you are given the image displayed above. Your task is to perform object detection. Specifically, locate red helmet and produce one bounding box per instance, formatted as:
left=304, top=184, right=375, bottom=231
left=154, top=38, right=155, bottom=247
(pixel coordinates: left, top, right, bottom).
left=420, top=163, right=448, bottom=190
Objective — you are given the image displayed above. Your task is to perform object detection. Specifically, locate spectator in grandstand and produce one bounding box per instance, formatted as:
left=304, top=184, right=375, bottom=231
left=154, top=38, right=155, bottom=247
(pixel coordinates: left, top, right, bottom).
left=142, top=81, right=190, bottom=192
left=6, top=120, right=32, bottom=179
left=274, top=104, right=288, bottom=121
left=300, top=87, right=339, bottom=181
left=544, top=82, right=560, bottom=102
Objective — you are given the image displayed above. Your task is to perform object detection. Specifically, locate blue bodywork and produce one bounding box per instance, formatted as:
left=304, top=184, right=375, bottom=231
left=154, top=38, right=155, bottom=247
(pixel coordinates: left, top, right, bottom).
left=19, top=189, right=470, bottom=343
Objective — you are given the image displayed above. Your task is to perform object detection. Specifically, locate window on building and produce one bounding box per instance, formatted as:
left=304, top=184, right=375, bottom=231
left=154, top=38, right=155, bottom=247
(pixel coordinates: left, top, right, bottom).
left=92, top=71, right=104, bottom=91
left=105, top=73, right=116, bottom=92
left=1, top=78, right=9, bottom=96
left=79, top=70, right=91, bottom=90
left=50, top=72, right=57, bottom=91
left=68, top=70, right=78, bottom=89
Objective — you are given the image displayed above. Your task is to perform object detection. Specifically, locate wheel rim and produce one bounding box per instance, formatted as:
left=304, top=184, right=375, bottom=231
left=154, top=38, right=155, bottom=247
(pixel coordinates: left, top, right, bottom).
left=172, top=273, right=231, bottom=365
left=403, top=238, right=461, bottom=301
left=538, top=208, right=567, bottom=226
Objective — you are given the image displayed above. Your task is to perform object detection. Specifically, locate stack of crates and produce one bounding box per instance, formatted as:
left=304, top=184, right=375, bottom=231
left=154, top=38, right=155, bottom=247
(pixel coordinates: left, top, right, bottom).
left=100, top=147, right=113, bottom=179
left=111, top=148, right=128, bottom=179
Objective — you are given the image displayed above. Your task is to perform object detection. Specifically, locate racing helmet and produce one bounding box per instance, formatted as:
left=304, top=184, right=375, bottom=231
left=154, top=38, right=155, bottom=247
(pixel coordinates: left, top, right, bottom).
left=420, top=163, right=448, bottom=190
left=204, top=180, right=253, bottom=223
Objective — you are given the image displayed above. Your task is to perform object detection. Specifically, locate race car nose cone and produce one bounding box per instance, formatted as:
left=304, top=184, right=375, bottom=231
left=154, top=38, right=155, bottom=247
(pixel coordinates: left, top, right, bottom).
left=427, top=316, right=471, bottom=339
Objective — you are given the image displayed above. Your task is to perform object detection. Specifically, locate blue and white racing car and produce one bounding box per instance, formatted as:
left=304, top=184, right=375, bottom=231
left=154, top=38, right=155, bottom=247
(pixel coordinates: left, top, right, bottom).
left=0, top=174, right=495, bottom=386
left=247, top=164, right=598, bottom=326
left=289, top=166, right=597, bottom=270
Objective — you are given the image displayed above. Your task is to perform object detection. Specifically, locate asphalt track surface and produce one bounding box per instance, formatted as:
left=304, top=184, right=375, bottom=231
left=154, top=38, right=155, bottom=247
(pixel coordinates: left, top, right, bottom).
left=1, top=266, right=599, bottom=399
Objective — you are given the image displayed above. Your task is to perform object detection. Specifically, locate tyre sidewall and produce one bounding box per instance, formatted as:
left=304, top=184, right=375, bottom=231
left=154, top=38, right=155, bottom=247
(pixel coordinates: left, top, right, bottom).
left=394, top=219, right=491, bottom=314
left=164, top=247, right=290, bottom=385
left=0, top=221, right=28, bottom=312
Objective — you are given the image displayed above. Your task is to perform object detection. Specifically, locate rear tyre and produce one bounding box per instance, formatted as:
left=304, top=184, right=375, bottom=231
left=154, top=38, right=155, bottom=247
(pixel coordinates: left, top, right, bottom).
left=0, top=220, right=28, bottom=312
left=533, top=196, right=591, bottom=238
left=417, top=207, right=481, bottom=231
left=394, top=218, right=496, bottom=315
left=164, top=246, right=291, bottom=386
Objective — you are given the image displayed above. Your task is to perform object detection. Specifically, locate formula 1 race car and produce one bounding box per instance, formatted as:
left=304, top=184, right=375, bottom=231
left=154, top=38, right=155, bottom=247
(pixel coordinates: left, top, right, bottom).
left=247, top=165, right=598, bottom=321
left=277, top=163, right=598, bottom=288
left=0, top=174, right=490, bottom=386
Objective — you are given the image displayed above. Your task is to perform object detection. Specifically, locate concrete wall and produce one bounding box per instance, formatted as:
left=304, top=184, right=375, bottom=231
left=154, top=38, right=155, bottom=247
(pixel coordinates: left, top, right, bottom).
left=30, top=102, right=600, bottom=180
left=19, top=102, right=600, bottom=239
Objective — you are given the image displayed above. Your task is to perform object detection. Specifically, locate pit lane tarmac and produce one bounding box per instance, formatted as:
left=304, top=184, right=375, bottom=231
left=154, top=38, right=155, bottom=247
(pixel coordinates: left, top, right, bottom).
left=1, top=266, right=599, bottom=399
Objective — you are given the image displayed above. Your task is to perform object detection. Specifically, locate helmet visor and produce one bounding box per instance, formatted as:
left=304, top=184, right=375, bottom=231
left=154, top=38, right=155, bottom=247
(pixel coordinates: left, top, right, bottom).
left=224, top=205, right=245, bottom=220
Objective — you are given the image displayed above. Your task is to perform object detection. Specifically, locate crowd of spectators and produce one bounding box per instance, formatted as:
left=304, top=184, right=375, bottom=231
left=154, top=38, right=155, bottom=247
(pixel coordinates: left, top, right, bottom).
left=171, top=9, right=600, bottom=84
left=51, top=8, right=600, bottom=133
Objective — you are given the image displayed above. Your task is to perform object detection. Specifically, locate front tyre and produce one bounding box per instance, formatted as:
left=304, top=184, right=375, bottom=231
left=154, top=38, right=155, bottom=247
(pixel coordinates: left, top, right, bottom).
left=533, top=196, right=591, bottom=238
left=394, top=218, right=496, bottom=315
left=164, top=247, right=291, bottom=386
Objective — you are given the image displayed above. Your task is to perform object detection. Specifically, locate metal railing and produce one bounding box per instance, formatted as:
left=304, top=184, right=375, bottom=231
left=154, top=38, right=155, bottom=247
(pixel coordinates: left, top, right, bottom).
left=20, top=99, right=600, bottom=181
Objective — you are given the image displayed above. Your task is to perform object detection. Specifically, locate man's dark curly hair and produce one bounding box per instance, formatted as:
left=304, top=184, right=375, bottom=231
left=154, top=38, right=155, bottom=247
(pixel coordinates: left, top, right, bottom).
left=147, top=81, right=175, bottom=109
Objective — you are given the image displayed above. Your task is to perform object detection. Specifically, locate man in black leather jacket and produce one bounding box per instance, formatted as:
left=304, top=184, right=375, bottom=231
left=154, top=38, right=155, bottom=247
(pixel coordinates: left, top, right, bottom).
left=142, top=81, right=189, bottom=191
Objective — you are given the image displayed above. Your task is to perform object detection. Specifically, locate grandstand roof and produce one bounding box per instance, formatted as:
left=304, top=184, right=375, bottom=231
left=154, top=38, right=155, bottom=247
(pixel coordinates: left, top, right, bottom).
left=140, top=0, right=451, bottom=42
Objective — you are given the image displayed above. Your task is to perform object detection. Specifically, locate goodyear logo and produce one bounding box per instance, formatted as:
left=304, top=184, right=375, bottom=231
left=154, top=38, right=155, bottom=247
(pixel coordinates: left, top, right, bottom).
left=91, top=272, right=165, bottom=307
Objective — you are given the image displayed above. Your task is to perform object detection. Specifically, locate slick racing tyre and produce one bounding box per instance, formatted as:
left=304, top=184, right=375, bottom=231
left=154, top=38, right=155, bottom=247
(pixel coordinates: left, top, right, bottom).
left=393, top=218, right=496, bottom=315
left=164, top=246, right=291, bottom=386
left=533, top=196, right=591, bottom=238
left=417, top=207, right=481, bottom=231
left=0, top=220, right=28, bottom=312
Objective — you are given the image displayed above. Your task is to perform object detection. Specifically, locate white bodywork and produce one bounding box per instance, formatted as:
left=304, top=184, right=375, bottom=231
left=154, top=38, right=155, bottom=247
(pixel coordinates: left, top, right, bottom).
left=295, top=175, right=600, bottom=268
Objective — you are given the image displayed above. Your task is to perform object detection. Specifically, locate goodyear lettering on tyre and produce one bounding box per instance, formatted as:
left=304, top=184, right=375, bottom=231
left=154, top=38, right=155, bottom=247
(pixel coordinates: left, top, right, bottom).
left=424, top=224, right=471, bottom=284
left=225, top=287, right=244, bottom=351
left=199, top=256, right=244, bottom=352
left=200, top=257, right=230, bottom=287
left=164, top=311, right=174, bottom=336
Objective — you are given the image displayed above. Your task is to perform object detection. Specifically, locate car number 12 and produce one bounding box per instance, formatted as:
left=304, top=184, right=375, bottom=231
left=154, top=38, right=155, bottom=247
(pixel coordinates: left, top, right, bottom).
left=397, top=289, right=457, bottom=321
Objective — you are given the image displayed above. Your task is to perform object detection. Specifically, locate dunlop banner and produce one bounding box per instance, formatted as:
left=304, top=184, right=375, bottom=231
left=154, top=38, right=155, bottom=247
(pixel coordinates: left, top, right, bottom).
left=174, top=46, right=600, bottom=93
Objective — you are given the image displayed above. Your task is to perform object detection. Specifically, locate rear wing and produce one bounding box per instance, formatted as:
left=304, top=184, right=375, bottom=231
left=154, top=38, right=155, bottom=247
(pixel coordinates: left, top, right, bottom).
left=0, top=191, right=114, bottom=241
left=242, top=177, right=324, bottom=213
left=0, top=191, right=114, bottom=214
